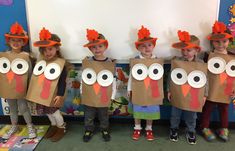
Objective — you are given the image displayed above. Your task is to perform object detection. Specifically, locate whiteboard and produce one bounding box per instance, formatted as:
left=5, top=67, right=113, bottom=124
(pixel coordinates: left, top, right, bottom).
left=26, top=0, right=219, bottom=63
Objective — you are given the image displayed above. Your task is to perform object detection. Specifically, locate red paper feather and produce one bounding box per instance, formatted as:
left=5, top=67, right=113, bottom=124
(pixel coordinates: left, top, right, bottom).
left=39, top=27, right=51, bottom=40
left=138, top=26, right=150, bottom=40
left=212, top=21, right=227, bottom=33
left=10, top=22, right=24, bottom=35
left=86, top=29, right=99, bottom=41
left=178, top=30, right=190, bottom=42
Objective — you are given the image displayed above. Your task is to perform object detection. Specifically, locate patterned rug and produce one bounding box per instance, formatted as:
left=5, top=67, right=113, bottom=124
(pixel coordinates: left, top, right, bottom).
left=0, top=125, right=49, bottom=151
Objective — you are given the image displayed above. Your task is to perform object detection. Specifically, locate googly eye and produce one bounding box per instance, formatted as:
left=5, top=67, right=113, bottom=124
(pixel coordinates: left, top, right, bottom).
left=187, top=70, right=206, bottom=88
left=131, top=63, right=148, bottom=81
left=0, top=57, right=10, bottom=74
left=171, top=68, right=187, bottom=85
left=148, top=63, right=164, bottom=80
left=11, top=58, right=29, bottom=75
left=226, top=60, right=235, bottom=77
left=44, top=63, right=61, bottom=80
left=208, top=57, right=226, bottom=74
left=33, top=60, right=46, bottom=76
left=82, top=68, right=96, bottom=85
left=97, top=70, right=114, bottom=87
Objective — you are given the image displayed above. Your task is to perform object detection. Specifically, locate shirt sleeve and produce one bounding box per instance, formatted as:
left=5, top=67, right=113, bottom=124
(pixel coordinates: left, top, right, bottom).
left=111, top=77, right=117, bottom=100
left=56, top=67, right=67, bottom=96
left=127, top=72, right=132, bottom=91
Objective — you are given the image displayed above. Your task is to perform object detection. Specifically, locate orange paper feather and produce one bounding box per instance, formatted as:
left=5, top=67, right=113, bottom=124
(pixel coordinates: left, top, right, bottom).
left=212, top=21, right=227, bottom=33
left=10, top=22, right=24, bottom=35
left=178, top=30, right=190, bottom=42
left=86, top=29, right=99, bottom=41
left=138, top=26, right=150, bottom=39
left=39, top=27, right=51, bottom=40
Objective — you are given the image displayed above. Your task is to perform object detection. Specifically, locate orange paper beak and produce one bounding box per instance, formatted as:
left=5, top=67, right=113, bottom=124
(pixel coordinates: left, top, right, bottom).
left=6, top=70, right=14, bottom=84
left=38, top=74, right=45, bottom=85
left=219, top=72, right=227, bottom=85
left=93, top=82, right=100, bottom=95
left=144, top=77, right=150, bottom=89
left=181, top=83, right=191, bottom=97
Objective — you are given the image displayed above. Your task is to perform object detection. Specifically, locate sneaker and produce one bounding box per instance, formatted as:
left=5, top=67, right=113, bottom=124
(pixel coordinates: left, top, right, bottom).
left=202, top=128, right=216, bottom=142
left=217, top=128, right=229, bottom=142
left=2, top=125, right=18, bottom=139
left=169, top=128, right=178, bottom=142
left=101, top=130, right=111, bottom=142
left=132, top=129, right=141, bottom=140
left=146, top=130, right=155, bottom=141
left=83, top=131, right=93, bottom=142
left=28, top=125, right=37, bottom=139
left=186, top=131, right=196, bottom=145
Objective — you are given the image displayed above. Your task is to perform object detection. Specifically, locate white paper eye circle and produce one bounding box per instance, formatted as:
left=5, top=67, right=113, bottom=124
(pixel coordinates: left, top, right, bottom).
left=0, top=57, right=10, bottom=74
left=82, top=68, right=96, bottom=85
left=44, top=63, right=61, bottom=80
left=187, top=70, right=206, bottom=88
left=148, top=63, right=164, bottom=80
left=11, top=58, right=29, bottom=75
left=208, top=57, right=226, bottom=74
left=171, top=68, right=187, bottom=85
left=97, top=70, right=114, bottom=87
left=131, top=63, right=148, bottom=81
left=33, top=60, right=46, bottom=76
left=226, top=60, right=235, bottom=77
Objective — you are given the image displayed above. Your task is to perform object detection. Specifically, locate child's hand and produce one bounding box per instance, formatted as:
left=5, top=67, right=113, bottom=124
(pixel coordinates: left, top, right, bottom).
left=53, top=96, right=64, bottom=107
left=127, top=91, right=132, bottom=102
left=202, top=96, right=207, bottom=106
left=230, top=91, right=235, bottom=99
left=167, top=92, right=171, bottom=101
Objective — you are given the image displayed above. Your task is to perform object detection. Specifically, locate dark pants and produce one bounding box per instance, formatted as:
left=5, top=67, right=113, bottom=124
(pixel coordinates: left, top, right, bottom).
left=200, top=100, right=229, bottom=129
left=84, top=105, right=109, bottom=132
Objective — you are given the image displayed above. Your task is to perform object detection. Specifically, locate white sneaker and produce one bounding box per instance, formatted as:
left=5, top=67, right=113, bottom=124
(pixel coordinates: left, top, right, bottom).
left=2, top=125, right=18, bottom=139
left=28, top=125, right=37, bottom=139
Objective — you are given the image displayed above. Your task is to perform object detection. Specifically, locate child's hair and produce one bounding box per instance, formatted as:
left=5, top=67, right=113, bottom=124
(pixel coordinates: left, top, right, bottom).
left=39, top=34, right=73, bottom=72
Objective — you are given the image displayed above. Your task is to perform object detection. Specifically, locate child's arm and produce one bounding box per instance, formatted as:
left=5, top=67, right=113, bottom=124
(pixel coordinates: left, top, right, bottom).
left=127, top=71, right=132, bottom=97
left=111, top=77, right=117, bottom=100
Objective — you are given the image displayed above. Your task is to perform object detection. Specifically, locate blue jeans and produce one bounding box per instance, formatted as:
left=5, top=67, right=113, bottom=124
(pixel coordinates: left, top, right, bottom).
left=170, top=106, right=197, bottom=133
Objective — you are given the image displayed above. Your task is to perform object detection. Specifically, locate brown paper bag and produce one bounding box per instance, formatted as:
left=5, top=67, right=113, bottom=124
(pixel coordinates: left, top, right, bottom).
left=130, top=58, right=164, bottom=106
left=81, top=59, right=115, bottom=107
left=26, top=58, right=65, bottom=107
left=207, top=52, right=235, bottom=104
left=0, top=52, right=30, bottom=99
left=170, top=60, right=207, bottom=112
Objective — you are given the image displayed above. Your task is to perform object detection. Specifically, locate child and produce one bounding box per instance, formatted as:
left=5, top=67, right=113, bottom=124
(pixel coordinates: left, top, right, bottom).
left=168, top=30, right=207, bottom=145
left=1, top=22, right=36, bottom=140
left=200, top=21, right=234, bottom=142
left=32, top=28, right=68, bottom=142
left=127, top=26, right=162, bottom=141
left=81, top=29, right=116, bottom=142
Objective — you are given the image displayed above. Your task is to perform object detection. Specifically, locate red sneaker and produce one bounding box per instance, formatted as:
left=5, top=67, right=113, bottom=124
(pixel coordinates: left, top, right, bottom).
left=146, top=130, right=155, bottom=141
left=132, top=129, right=141, bottom=140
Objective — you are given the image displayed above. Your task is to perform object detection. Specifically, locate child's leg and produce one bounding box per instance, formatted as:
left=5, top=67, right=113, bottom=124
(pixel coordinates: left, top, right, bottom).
left=184, top=111, right=197, bottom=133
left=170, top=106, right=182, bottom=130
left=218, top=103, right=229, bottom=128
left=44, top=113, right=58, bottom=139
left=84, top=105, right=96, bottom=132
left=50, top=110, right=66, bottom=142
left=134, top=119, right=141, bottom=130
left=97, top=107, right=109, bottom=131
left=17, top=99, right=36, bottom=138
left=146, top=120, right=152, bottom=130
left=47, top=114, right=57, bottom=126
left=2, top=99, right=19, bottom=139
left=200, top=101, right=215, bottom=129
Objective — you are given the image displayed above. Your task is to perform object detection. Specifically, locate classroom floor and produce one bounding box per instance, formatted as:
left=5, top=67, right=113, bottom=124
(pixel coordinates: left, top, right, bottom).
left=35, top=122, right=235, bottom=151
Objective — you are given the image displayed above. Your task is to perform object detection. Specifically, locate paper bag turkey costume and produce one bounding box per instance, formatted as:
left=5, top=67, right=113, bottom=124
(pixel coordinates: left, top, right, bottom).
left=130, top=58, right=164, bottom=106
left=207, top=52, right=235, bottom=104
left=170, top=60, right=207, bottom=112
left=81, top=59, right=115, bottom=107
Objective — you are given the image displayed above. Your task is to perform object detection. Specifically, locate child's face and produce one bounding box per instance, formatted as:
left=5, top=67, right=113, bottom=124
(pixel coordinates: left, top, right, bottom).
left=181, top=47, right=198, bottom=60
left=212, top=39, right=229, bottom=52
left=8, top=38, right=24, bottom=51
left=137, top=42, right=154, bottom=57
left=89, top=43, right=107, bottom=57
left=43, top=46, right=58, bottom=60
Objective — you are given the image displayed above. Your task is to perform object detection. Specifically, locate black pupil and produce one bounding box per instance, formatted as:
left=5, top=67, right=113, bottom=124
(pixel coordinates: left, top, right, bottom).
left=17, top=64, right=23, bottom=69
left=38, top=66, right=43, bottom=71
left=3, top=63, right=7, bottom=68
left=50, top=68, right=55, bottom=74
left=231, top=65, right=235, bottom=71
left=87, top=73, right=92, bottom=79
left=176, top=73, right=182, bottom=79
left=214, top=63, right=220, bottom=68
left=194, top=76, right=200, bottom=82
left=153, top=69, right=158, bottom=74
left=137, top=69, right=143, bottom=75
left=102, top=74, right=108, bottom=80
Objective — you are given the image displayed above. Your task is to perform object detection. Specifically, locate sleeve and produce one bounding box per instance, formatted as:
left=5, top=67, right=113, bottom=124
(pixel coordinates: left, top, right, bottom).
left=127, top=71, right=132, bottom=91
left=80, top=80, right=83, bottom=94
left=204, top=78, right=209, bottom=97
left=56, top=67, right=67, bottom=96
left=111, top=77, right=117, bottom=100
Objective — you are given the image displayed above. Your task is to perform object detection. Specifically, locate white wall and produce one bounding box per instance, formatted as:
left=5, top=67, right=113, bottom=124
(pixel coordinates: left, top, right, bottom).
left=26, top=0, right=219, bottom=63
